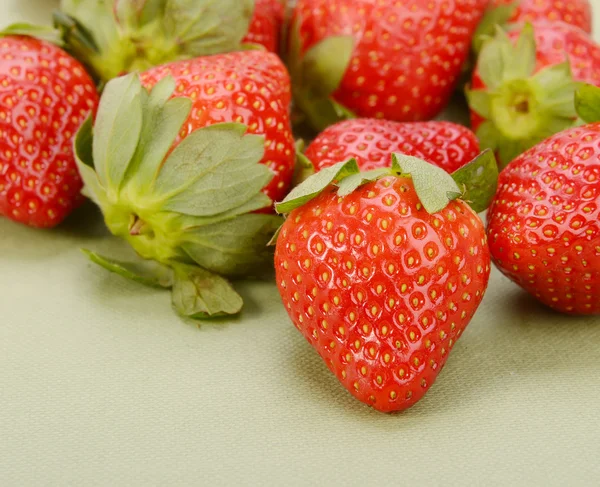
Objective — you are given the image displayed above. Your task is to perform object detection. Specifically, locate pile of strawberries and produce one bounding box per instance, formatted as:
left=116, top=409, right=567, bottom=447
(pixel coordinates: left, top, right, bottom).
left=1, top=0, right=598, bottom=413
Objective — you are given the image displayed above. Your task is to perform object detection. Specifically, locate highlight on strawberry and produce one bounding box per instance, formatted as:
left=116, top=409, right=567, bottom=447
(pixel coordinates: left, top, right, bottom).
left=274, top=150, right=497, bottom=412
left=487, top=83, right=600, bottom=316
left=76, top=73, right=283, bottom=320
left=287, top=0, right=489, bottom=132
left=467, top=21, right=600, bottom=168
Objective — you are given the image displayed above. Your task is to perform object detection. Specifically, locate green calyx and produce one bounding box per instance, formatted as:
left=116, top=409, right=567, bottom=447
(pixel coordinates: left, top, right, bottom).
left=575, top=84, right=600, bottom=124
left=467, top=23, right=581, bottom=167
left=472, top=1, right=518, bottom=53
left=276, top=150, right=498, bottom=216
left=76, top=73, right=281, bottom=320
left=287, top=15, right=356, bottom=132
left=50, top=0, right=255, bottom=83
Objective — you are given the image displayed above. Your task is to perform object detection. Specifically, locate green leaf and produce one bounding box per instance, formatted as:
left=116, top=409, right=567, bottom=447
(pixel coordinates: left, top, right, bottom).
left=124, top=77, right=192, bottom=191
left=337, top=169, right=391, bottom=197
left=181, top=213, right=282, bottom=277
left=575, top=83, right=600, bottom=124
left=301, top=36, right=354, bottom=97
left=477, top=27, right=511, bottom=89
left=162, top=0, right=254, bottom=55
left=476, top=121, right=502, bottom=153
left=532, top=61, right=578, bottom=117
left=513, top=23, right=537, bottom=79
left=0, top=23, right=64, bottom=46
left=276, top=159, right=360, bottom=214
left=73, top=117, right=106, bottom=206
left=451, top=150, right=499, bottom=213
left=294, top=90, right=356, bottom=132
left=171, top=263, right=243, bottom=319
left=93, top=73, right=144, bottom=193
left=153, top=123, right=272, bottom=217
left=392, top=154, right=462, bottom=214
left=292, top=140, right=316, bottom=187
left=82, top=249, right=174, bottom=288
left=472, top=2, right=518, bottom=53
left=465, top=88, right=492, bottom=119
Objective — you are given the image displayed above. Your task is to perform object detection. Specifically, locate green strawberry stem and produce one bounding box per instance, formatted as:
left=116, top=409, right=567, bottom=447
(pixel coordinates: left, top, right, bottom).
left=466, top=24, right=580, bottom=167
left=276, top=151, right=498, bottom=216
left=75, top=72, right=281, bottom=320
left=575, top=84, right=600, bottom=124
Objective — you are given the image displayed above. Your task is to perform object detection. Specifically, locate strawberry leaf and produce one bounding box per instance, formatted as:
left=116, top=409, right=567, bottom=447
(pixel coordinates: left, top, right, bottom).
left=337, top=169, right=390, bottom=197
left=123, top=76, right=192, bottom=193
left=276, top=159, right=360, bottom=214
left=472, top=2, right=518, bottom=53
left=93, top=73, right=144, bottom=195
left=171, top=264, right=243, bottom=319
left=0, top=23, right=64, bottom=45
left=392, top=154, right=462, bottom=214
left=153, top=123, right=272, bottom=217
left=74, top=117, right=106, bottom=207
left=181, top=214, right=282, bottom=276
left=451, top=150, right=498, bottom=213
left=301, top=36, right=354, bottom=98
left=82, top=249, right=174, bottom=288
left=575, top=84, right=600, bottom=124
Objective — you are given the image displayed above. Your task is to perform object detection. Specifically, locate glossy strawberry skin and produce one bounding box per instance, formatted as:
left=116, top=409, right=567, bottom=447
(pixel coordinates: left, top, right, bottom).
left=140, top=51, right=295, bottom=204
left=305, top=119, right=480, bottom=175
left=487, top=124, right=600, bottom=315
left=293, top=0, right=488, bottom=122
left=470, top=21, right=600, bottom=132
left=275, top=178, right=491, bottom=412
left=243, top=0, right=284, bottom=53
left=492, top=0, right=592, bottom=34
left=0, top=36, right=99, bottom=228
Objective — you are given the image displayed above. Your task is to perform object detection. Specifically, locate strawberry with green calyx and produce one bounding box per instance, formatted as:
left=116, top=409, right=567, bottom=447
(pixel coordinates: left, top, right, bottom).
left=467, top=21, right=600, bottom=168
left=274, top=152, right=495, bottom=412
left=487, top=84, right=600, bottom=315
left=287, top=0, right=489, bottom=132
left=0, top=33, right=99, bottom=228
left=7, top=0, right=256, bottom=84
left=473, top=0, right=592, bottom=52
left=76, top=73, right=282, bottom=320
left=138, top=51, right=295, bottom=204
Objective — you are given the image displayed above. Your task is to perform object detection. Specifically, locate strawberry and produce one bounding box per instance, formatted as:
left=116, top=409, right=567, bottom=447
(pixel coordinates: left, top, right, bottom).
left=304, top=119, right=481, bottom=176
left=0, top=35, right=99, bottom=228
left=74, top=55, right=292, bottom=320
left=476, top=0, right=593, bottom=45
left=467, top=21, right=600, bottom=167
left=287, top=0, right=489, bottom=131
left=487, top=85, right=600, bottom=315
left=42, top=0, right=257, bottom=83
left=139, top=51, right=295, bottom=203
left=274, top=152, right=496, bottom=412
left=243, top=0, right=285, bottom=53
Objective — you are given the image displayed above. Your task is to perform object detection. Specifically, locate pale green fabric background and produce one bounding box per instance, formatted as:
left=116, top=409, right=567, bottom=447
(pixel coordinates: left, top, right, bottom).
left=1, top=1, right=600, bottom=485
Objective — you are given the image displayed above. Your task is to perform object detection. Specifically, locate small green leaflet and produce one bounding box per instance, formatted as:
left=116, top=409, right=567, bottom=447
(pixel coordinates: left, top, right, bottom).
left=0, top=23, right=64, bottom=45
left=337, top=169, right=390, bottom=197
left=301, top=36, right=354, bottom=97
left=575, top=83, right=600, bottom=124
left=171, top=264, right=243, bottom=319
left=82, top=249, right=174, bottom=288
left=392, top=154, right=462, bottom=214
left=276, top=159, right=360, bottom=214
left=451, top=150, right=498, bottom=213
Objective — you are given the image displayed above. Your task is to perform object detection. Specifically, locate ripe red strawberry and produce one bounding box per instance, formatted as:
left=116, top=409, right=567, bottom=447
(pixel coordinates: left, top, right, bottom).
left=487, top=0, right=592, bottom=34
left=0, top=35, right=99, bottom=228
left=274, top=154, right=495, bottom=412
left=305, top=119, right=481, bottom=175
left=487, top=87, right=600, bottom=315
left=243, top=0, right=285, bottom=53
left=288, top=0, right=489, bottom=130
left=139, top=50, right=295, bottom=203
left=467, top=21, right=600, bottom=167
